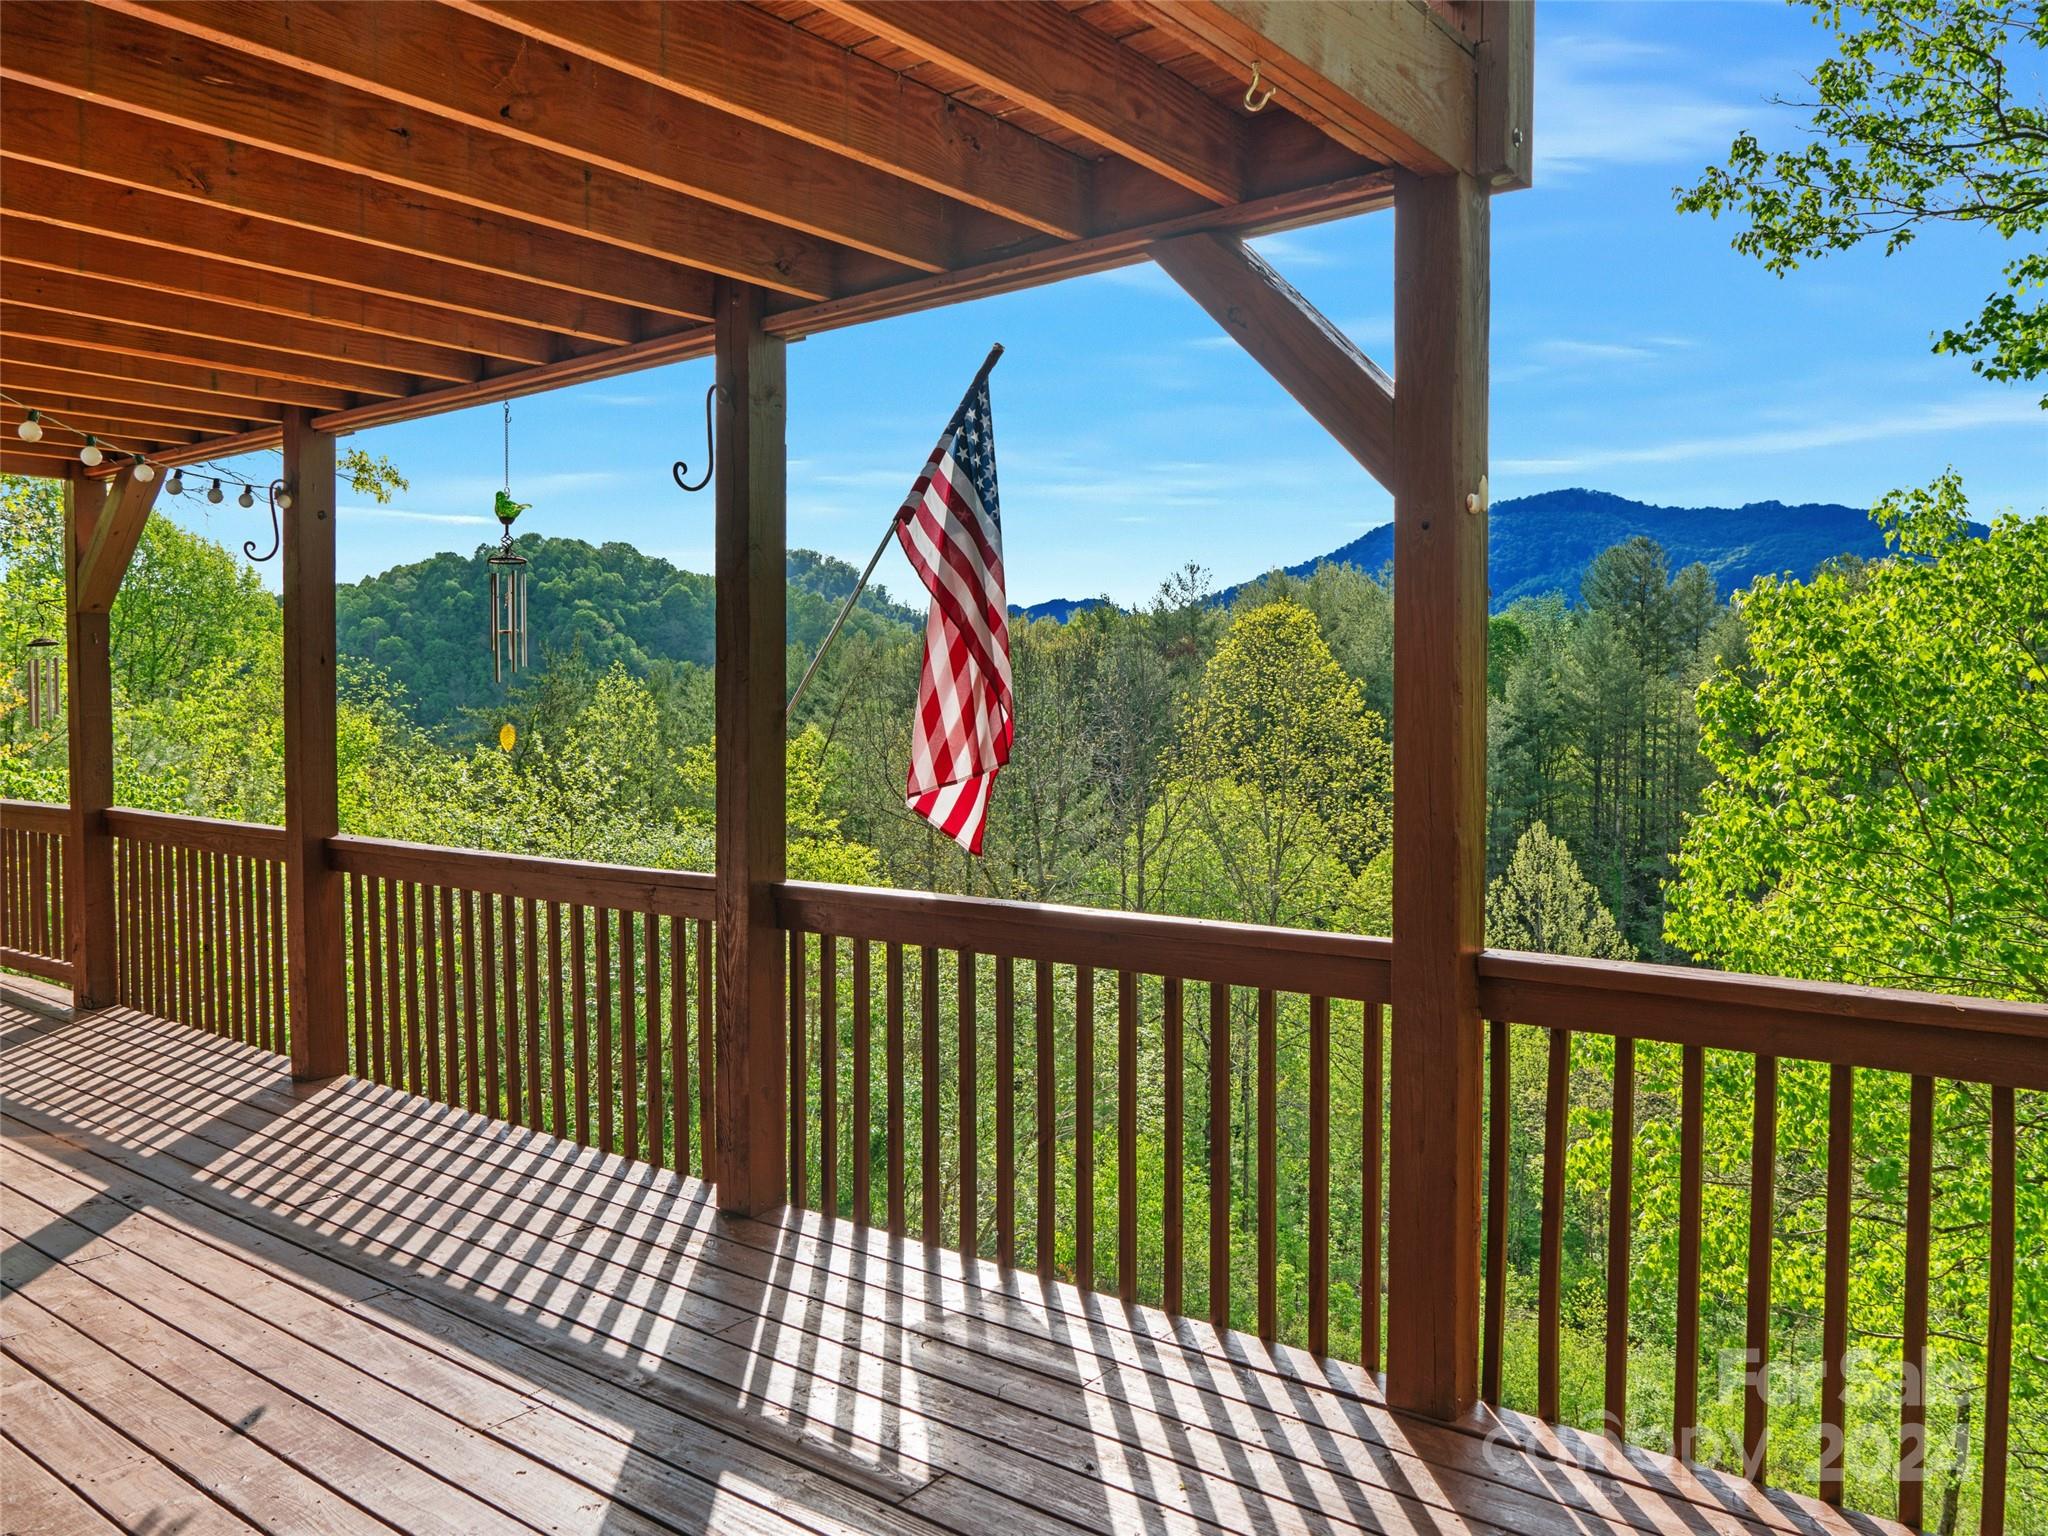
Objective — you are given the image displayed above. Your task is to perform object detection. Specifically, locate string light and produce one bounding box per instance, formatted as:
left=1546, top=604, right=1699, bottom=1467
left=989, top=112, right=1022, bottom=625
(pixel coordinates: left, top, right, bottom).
left=165, top=471, right=184, bottom=496
left=16, top=409, right=43, bottom=442
left=0, top=391, right=275, bottom=504
left=133, top=460, right=156, bottom=483
left=237, top=484, right=254, bottom=509
left=207, top=479, right=224, bottom=505
left=78, top=435, right=102, bottom=468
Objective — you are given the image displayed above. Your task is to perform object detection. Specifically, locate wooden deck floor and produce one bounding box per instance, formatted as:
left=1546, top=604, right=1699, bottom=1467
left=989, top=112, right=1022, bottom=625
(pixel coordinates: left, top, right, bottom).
left=1, top=987, right=1907, bottom=1536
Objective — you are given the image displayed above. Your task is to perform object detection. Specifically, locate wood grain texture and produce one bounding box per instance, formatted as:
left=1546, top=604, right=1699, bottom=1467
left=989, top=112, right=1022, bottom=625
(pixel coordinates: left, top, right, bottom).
left=1385, top=169, right=1490, bottom=1422
left=711, top=281, right=788, bottom=1216
left=62, top=476, right=116, bottom=1009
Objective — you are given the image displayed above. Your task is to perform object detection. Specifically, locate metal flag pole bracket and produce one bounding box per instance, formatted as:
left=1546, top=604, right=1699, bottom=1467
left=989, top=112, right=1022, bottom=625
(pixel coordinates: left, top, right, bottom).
left=785, top=343, right=1003, bottom=722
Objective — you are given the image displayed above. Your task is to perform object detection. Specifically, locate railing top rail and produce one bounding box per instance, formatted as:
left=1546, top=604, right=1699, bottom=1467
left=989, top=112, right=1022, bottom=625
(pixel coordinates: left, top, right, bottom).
left=102, top=806, right=287, bottom=857
left=1480, top=949, right=2048, bottom=1089
left=0, top=800, right=68, bottom=834
left=775, top=879, right=1395, bottom=999
left=328, top=833, right=715, bottom=918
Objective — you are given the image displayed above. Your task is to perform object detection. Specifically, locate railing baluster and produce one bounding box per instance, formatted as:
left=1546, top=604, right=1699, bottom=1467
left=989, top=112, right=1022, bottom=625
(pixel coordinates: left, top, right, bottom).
left=853, top=939, right=872, bottom=1226
left=525, top=899, right=544, bottom=1134
left=995, top=954, right=1015, bottom=1266
left=1034, top=957, right=1054, bottom=1277
left=958, top=949, right=977, bottom=1257
left=1538, top=1026, right=1569, bottom=1421
left=1362, top=1000, right=1383, bottom=1377
left=1257, top=987, right=1277, bottom=1342
left=697, top=916, right=715, bottom=1181
left=1821, top=1063, right=1854, bottom=1503
left=643, top=910, right=662, bottom=1168
left=619, top=906, right=638, bottom=1159
left=819, top=932, right=836, bottom=1213
left=1075, top=963, right=1095, bottom=1292
left=1605, top=1034, right=1635, bottom=1442
left=1675, top=1043, right=1705, bottom=1459
left=789, top=929, right=806, bottom=1206
left=1163, top=975, right=1184, bottom=1317
left=571, top=904, right=591, bottom=1143
left=1209, top=980, right=1230, bottom=1335
left=1118, top=969, right=1137, bottom=1304
left=441, top=887, right=461, bottom=1109
left=920, top=944, right=940, bottom=1246
left=422, top=883, right=443, bottom=1101
left=668, top=913, right=686, bottom=1173
left=1482, top=1017, right=1508, bottom=1402
left=886, top=942, right=906, bottom=1235
left=347, top=873, right=367, bottom=1074
left=480, top=892, right=502, bottom=1118
left=500, top=893, right=523, bottom=1124
left=1309, top=993, right=1330, bottom=1356
left=1981, top=1084, right=2014, bottom=1536
left=1899, top=1072, right=1933, bottom=1529
left=1744, top=1054, right=1779, bottom=1481
left=461, top=890, right=481, bottom=1114
left=403, top=880, right=423, bottom=1092
left=365, top=873, right=387, bottom=1083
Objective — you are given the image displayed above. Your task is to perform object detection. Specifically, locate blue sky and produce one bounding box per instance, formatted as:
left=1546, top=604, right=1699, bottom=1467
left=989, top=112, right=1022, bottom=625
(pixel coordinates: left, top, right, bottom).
left=170, top=0, right=2045, bottom=607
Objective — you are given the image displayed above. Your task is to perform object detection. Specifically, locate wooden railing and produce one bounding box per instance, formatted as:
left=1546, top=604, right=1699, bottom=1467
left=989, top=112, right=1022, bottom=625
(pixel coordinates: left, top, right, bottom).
left=1474, top=953, right=2040, bottom=1530
left=328, top=836, right=718, bottom=1179
left=0, top=800, right=68, bottom=982
left=9, top=802, right=2041, bottom=1530
left=776, top=881, right=1396, bottom=1364
left=105, top=809, right=288, bottom=1049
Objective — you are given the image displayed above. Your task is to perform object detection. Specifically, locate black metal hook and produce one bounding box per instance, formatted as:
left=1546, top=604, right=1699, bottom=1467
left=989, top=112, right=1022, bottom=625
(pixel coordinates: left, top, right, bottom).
left=244, top=480, right=284, bottom=563
left=672, top=383, right=718, bottom=493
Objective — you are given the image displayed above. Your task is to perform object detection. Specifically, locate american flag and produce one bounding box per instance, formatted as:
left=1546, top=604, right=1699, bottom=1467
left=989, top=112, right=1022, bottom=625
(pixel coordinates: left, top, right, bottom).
left=894, top=362, right=1012, bottom=854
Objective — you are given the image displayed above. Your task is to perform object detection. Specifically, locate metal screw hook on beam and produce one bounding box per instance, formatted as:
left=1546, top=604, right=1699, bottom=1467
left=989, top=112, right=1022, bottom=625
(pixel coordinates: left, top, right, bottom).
left=672, top=383, right=720, bottom=493
left=244, top=479, right=288, bottom=563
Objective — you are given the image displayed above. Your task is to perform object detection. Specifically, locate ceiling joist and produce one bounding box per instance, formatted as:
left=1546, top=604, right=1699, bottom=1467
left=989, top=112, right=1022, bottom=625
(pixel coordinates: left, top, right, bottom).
left=1, top=306, right=414, bottom=399
left=2, top=336, right=356, bottom=415
left=0, top=359, right=287, bottom=428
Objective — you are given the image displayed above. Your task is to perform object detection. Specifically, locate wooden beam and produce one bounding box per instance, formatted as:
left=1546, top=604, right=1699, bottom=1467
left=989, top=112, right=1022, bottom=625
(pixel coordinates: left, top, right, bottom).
left=713, top=281, right=788, bottom=1217
left=280, top=406, right=345, bottom=1080
left=816, top=0, right=1246, bottom=205
left=0, top=350, right=297, bottom=422
left=1, top=85, right=712, bottom=321
left=0, top=408, right=194, bottom=455
left=1386, top=170, right=1490, bottom=1422
left=0, top=161, right=641, bottom=345
left=1475, top=1, right=1534, bottom=190
left=2, top=217, right=557, bottom=366
left=0, top=387, right=249, bottom=439
left=1135, top=0, right=1476, bottom=176
left=0, top=452, right=67, bottom=480
left=457, top=0, right=1091, bottom=241
left=62, top=474, right=116, bottom=1008
left=2, top=265, right=483, bottom=384
left=0, top=307, right=410, bottom=400
left=6, top=5, right=842, bottom=300
left=113, top=0, right=957, bottom=273
left=76, top=461, right=165, bottom=615
left=1151, top=231, right=1395, bottom=489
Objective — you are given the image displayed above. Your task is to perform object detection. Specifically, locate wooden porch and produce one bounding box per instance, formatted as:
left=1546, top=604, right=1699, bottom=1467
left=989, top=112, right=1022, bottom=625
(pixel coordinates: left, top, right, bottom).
left=5, top=982, right=1930, bottom=1536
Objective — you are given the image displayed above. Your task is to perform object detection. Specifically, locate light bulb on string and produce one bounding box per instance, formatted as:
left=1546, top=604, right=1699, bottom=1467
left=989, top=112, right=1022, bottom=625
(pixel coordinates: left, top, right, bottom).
left=78, top=435, right=102, bottom=468
left=277, top=489, right=293, bottom=510
left=165, top=471, right=184, bottom=496
left=16, top=410, right=42, bottom=442
left=207, top=479, right=224, bottom=505
left=237, top=484, right=254, bottom=509
left=133, top=460, right=155, bottom=484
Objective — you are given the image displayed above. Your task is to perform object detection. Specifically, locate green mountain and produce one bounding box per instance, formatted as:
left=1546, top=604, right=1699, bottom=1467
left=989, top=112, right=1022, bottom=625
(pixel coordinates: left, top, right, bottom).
left=337, top=535, right=917, bottom=730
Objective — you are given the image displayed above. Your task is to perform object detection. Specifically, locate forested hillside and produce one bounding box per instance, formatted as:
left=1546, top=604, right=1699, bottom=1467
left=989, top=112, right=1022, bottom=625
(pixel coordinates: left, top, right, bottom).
left=3, top=471, right=2040, bottom=1524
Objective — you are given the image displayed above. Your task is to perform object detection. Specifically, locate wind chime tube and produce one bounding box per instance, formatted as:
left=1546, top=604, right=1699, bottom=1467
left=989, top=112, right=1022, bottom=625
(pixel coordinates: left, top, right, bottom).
left=519, top=565, right=528, bottom=670
left=490, top=565, right=502, bottom=685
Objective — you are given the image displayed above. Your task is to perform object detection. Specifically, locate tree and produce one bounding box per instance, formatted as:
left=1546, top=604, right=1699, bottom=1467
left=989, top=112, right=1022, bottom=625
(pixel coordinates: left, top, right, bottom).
left=1667, top=473, right=2048, bottom=1000
left=1678, top=0, right=2048, bottom=397
left=1486, top=822, right=1636, bottom=959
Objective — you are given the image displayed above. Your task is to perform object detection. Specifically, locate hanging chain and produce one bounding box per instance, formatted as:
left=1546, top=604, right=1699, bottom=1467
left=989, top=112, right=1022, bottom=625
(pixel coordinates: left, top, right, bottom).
left=503, top=400, right=511, bottom=493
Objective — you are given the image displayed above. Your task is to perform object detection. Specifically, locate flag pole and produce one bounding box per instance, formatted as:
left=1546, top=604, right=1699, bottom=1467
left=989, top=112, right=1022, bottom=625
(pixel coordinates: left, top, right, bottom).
left=786, top=343, right=1003, bottom=721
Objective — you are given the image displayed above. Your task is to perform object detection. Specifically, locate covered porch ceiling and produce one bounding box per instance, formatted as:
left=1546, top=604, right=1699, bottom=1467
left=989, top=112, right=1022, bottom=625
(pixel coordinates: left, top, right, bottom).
left=0, top=0, right=1527, bottom=479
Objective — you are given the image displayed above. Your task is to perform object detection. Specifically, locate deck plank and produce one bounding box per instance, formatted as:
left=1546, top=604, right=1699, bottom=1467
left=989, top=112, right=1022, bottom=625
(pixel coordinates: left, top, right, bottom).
left=1, top=1002, right=1916, bottom=1536
left=0, top=1426, right=126, bottom=1535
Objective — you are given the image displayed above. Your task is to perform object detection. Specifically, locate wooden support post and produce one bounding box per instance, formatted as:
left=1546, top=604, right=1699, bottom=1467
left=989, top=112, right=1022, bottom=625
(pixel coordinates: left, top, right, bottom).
left=713, top=278, right=789, bottom=1216
left=281, top=406, right=345, bottom=1079
left=1386, top=169, right=1490, bottom=1422
left=63, top=474, right=115, bottom=1009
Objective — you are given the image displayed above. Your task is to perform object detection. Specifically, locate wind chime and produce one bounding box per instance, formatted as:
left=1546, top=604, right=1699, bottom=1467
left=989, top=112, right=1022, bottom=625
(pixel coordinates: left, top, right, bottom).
left=22, top=636, right=60, bottom=728
left=487, top=401, right=531, bottom=684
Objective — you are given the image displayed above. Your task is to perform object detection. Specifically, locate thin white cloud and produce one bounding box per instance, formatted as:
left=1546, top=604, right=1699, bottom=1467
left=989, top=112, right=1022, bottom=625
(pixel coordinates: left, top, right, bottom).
left=340, top=505, right=493, bottom=526
left=1537, top=33, right=1755, bottom=177
left=1499, top=396, right=2043, bottom=476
